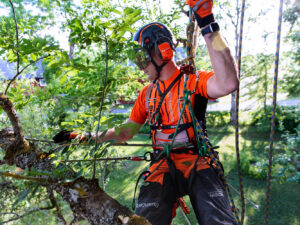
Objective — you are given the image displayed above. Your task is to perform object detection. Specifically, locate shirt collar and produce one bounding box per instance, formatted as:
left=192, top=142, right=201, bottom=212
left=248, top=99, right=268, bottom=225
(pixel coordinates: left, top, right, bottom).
left=157, top=67, right=181, bottom=88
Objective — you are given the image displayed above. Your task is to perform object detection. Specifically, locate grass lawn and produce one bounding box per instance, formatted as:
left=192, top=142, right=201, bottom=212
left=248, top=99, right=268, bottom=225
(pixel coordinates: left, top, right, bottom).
left=104, top=127, right=300, bottom=225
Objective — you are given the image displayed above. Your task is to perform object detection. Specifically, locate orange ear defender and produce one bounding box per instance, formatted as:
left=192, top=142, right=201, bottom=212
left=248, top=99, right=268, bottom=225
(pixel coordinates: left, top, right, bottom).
left=157, top=42, right=174, bottom=61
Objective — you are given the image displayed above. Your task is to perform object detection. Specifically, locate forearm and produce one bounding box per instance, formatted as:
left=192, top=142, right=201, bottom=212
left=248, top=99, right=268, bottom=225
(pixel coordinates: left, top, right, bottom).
left=204, top=31, right=239, bottom=98
left=91, top=120, right=142, bottom=144
left=92, top=128, right=129, bottom=144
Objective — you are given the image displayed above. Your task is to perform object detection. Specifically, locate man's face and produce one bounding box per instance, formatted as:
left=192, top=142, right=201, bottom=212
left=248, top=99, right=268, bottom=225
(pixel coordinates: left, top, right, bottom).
left=141, top=61, right=157, bottom=81
left=141, top=48, right=164, bottom=81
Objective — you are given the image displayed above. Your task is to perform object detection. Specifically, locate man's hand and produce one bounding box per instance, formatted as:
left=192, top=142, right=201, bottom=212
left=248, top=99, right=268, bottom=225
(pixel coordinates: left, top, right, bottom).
left=53, top=130, right=84, bottom=143
left=186, top=0, right=214, bottom=28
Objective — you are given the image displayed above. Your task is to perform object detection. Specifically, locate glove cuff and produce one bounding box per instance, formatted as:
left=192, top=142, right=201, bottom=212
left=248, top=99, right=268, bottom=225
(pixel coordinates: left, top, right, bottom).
left=194, top=13, right=215, bottom=28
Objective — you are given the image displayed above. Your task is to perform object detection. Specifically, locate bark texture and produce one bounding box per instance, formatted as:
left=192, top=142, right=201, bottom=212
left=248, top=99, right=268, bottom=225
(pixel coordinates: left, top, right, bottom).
left=0, top=94, right=151, bottom=225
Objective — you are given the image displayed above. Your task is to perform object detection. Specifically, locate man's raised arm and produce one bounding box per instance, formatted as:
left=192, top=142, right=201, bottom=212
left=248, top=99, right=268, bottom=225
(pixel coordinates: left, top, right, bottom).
left=186, top=0, right=239, bottom=99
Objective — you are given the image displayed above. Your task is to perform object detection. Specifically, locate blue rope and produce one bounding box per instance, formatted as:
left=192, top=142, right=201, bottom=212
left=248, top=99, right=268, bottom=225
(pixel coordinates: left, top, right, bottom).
left=264, top=0, right=284, bottom=224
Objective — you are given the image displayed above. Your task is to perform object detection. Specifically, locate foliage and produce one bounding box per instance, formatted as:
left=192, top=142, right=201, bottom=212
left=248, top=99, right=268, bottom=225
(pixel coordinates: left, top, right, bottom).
left=241, top=53, right=274, bottom=113
left=250, top=105, right=299, bottom=133
left=281, top=29, right=300, bottom=97
left=239, top=124, right=300, bottom=184
left=272, top=124, right=300, bottom=183
left=279, top=2, right=300, bottom=97
left=206, top=111, right=231, bottom=127
left=0, top=0, right=300, bottom=224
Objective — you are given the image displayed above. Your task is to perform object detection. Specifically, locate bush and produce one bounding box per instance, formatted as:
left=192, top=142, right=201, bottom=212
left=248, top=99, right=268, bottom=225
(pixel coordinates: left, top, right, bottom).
left=238, top=124, right=300, bottom=183
left=272, top=124, right=300, bottom=183
left=206, top=111, right=230, bottom=127
left=250, top=106, right=299, bottom=133
left=236, top=150, right=268, bottom=180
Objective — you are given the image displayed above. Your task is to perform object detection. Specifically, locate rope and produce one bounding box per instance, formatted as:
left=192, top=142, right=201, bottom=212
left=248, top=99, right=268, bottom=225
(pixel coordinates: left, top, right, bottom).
left=185, top=6, right=242, bottom=224
left=264, top=0, right=284, bottom=224
left=196, top=124, right=241, bottom=224
left=187, top=8, right=193, bottom=65
left=234, top=0, right=247, bottom=223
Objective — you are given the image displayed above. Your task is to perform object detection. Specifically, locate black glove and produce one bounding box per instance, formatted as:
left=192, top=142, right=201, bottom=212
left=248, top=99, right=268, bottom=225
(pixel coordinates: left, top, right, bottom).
left=53, top=129, right=74, bottom=143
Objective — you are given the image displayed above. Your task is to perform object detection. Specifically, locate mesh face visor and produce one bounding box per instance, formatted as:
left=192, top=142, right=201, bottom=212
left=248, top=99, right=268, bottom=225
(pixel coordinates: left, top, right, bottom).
left=133, top=48, right=151, bottom=70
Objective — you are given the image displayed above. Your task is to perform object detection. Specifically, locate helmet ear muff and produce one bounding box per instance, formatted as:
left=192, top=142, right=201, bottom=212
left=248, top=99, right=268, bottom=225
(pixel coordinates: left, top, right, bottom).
left=155, top=36, right=174, bottom=62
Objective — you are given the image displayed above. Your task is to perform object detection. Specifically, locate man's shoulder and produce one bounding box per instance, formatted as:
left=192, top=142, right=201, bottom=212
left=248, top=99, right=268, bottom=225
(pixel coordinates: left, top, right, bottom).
left=140, top=82, right=153, bottom=94
left=195, top=70, right=214, bottom=76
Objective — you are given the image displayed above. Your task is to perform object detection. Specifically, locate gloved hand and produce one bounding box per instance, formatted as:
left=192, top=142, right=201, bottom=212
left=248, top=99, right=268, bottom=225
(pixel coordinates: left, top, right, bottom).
left=53, top=129, right=86, bottom=143
left=186, top=0, right=215, bottom=28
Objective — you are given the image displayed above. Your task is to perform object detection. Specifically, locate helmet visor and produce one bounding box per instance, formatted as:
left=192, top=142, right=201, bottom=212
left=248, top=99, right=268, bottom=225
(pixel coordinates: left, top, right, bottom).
left=133, top=49, right=151, bottom=70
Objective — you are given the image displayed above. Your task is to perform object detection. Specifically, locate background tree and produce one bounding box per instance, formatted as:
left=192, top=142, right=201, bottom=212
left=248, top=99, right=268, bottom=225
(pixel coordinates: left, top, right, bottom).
left=281, top=0, right=300, bottom=97
left=0, top=0, right=152, bottom=224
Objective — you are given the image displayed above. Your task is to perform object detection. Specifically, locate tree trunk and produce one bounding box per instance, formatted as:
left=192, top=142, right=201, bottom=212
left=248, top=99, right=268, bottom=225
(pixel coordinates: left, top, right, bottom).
left=230, top=0, right=240, bottom=125
left=230, top=91, right=237, bottom=125
left=0, top=94, right=150, bottom=225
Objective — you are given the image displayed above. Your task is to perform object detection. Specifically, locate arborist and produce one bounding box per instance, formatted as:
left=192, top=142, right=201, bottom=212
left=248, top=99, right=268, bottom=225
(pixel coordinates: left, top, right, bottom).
left=53, top=0, right=239, bottom=224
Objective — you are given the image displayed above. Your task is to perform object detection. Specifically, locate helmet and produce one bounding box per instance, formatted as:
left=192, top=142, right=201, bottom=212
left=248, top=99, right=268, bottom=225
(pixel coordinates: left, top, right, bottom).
left=133, top=22, right=175, bottom=62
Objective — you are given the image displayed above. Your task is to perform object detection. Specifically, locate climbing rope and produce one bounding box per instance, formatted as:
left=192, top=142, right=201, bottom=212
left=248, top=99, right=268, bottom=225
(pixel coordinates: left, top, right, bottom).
left=234, top=0, right=247, bottom=223
left=264, top=0, right=284, bottom=224
left=188, top=4, right=243, bottom=224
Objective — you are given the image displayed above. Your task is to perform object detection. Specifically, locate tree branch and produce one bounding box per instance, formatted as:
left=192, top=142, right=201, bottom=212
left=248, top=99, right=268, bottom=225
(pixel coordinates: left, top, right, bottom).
left=0, top=171, right=50, bottom=183
left=0, top=94, right=28, bottom=148
left=1, top=205, right=55, bottom=224
left=176, top=56, right=195, bottom=65
left=93, top=29, right=109, bottom=179
left=8, top=0, right=20, bottom=78
left=4, top=54, right=50, bottom=95
left=47, top=188, right=67, bottom=225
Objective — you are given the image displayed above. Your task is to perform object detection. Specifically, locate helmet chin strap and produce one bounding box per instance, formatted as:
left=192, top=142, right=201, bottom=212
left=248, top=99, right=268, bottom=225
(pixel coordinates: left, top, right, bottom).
left=151, top=59, right=167, bottom=83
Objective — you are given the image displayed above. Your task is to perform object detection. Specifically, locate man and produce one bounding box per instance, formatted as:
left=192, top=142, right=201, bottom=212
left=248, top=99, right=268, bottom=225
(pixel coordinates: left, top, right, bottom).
left=54, top=0, right=239, bottom=224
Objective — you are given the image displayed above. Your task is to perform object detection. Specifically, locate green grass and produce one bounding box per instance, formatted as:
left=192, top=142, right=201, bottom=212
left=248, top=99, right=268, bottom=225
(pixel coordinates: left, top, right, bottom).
left=104, top=128, right=300, bottom=225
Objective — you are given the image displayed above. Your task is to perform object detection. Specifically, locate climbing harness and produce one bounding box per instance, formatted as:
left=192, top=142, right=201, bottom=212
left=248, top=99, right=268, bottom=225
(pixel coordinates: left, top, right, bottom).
left=264, top=0, right=284, bottom=224
left=234, top=0, right=247, bottom=223
left=132, top=62, right=242, bottom=224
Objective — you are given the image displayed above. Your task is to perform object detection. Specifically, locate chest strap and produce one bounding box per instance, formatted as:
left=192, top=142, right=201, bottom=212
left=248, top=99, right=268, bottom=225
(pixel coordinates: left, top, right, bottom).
left=149, top=72, right=184, bottom=127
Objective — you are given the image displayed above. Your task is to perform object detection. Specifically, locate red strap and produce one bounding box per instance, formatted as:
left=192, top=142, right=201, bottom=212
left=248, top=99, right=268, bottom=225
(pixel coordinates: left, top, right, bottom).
left=69, top=132, right=79, bottom=139
left=131, top=157, right=143, bottom=161
left=178, top=197, right=190, bottom=214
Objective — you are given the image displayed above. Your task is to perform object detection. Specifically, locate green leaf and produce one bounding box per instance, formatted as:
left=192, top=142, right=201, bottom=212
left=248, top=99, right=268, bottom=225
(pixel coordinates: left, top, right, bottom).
left=60, top=75, right=68, bottom=85
left=124, top=7, right=134, bottom=15
left=113, top=9, right=122, bottom=15
left=61, top=121, right=75, bottom=126
left=31, top=53, right=37, bottom=61
left=13, top=189, right=31, bottom=208
left=7, top=49, right=17, bottom=62
left=61, top=145, right=70, bottom=155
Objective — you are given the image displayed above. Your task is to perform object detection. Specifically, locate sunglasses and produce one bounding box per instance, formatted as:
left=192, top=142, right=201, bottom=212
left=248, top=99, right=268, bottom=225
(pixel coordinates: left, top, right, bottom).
left=133, top=48, right=152, bottom=70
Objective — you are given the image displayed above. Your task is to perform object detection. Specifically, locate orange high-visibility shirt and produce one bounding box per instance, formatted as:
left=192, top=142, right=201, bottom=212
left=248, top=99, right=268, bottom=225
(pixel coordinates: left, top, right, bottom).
left=130, top=68, right=214, bottom=127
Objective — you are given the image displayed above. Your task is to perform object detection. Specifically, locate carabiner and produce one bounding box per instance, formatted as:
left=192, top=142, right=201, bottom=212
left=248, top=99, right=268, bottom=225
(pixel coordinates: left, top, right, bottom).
left=144, top=151, right=153, bottom=162
left=149, top=111, right=159, bottom=127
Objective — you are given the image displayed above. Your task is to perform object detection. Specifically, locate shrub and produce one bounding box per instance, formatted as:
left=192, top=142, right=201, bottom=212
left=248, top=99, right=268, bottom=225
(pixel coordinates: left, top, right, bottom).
left=250, top=105, right=299, bottom=133
left=238, top=124, right=300, bottom=183
left=206, top=111, right=231, bottom=127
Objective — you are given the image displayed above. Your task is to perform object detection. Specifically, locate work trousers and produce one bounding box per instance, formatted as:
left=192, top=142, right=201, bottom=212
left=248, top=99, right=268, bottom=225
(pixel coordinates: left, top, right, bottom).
left=135, top=154, right=238, bottom=225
